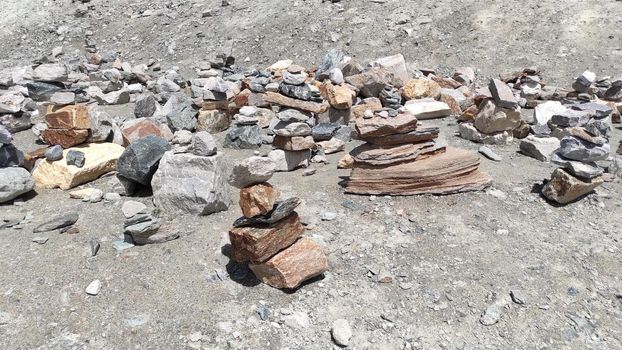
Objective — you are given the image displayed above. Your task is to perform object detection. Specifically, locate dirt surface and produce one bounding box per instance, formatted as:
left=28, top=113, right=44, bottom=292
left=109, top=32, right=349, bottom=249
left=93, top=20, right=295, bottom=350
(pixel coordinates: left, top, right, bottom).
left=1, top=0, right=622, bottom=85
left=2, top=0, right=622, bottom=349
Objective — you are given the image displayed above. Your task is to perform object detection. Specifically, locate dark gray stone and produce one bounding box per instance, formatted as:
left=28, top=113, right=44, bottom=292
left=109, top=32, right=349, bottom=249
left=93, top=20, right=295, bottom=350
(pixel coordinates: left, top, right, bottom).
left=162, top=93, right=197, bottom=132
left=191, top=131, right=218, bottom=157
left=0, top=167, right=34, bottom=203
left=0, top=144, right=24, bottom=167
left=379, top=85, right=402, bottom=110
left=135, top=94, right=159, bottom=119
left=570, top=102, right=613, bottom=118
left=33, top=213, right=79, bottom=233
left=223, top=125, right=262, bottom=149
left=44, top=145, right=63, bottom=161
left=26, top=81, right=64, bottom=102
left=558, top=136, right=610, bottom=162
left=550, top=110, right=591, bottom=127
left=0, top=125, right=12, bottom=144
left=0, top=114, right=31, bottom=133
left=117, top=135, right=172, bottom=185
left=333, top=125, right=352, bottom=142
left=584, top=117, right=612, bottom=139
left=279, top=83, right=322, bottom=102
left=312, top=123, right=340, bottom=141
left=123, top=213, right=161, bottom=245
left=551, top=153, right=604, bottom=179
left=66, top=150, right=85, bottom=168
left=232, top=197, right=301, bottom=227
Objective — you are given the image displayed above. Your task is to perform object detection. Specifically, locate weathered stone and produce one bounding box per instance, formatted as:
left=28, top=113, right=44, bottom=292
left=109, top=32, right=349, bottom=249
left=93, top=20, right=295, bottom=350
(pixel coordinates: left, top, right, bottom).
left=542, top=168, right=603, bottom=204
left=44, top=145, right=63, bottom=161
left=32, top=63, right=69, bottom=82
left=151, top=151, right=230, bottom=216
left=239, top=183, right=280, bottom=218
left=86, top=109, right=113, bottom=143
left=550, top=110, right=590, bottom=127
left=283, top=71, right=307, bottom=86
left=572, top=70, right=595, bottom=93
left=489, top=79, right=518, bottom=109
left=0, top=113, right=31, bottom=133
left=233, top=197, right=301, bottom=227
left=117, top=136, right=171, bottom=185
left=458, top=123, right=513, bottom=145
left=66, top=150, right=85, bottom=168
left=584, top=117, right=612, bottom=138
left=566, top=127, right=607, bottom=146
left=45, top=105, right=90, bottom=130
left=33, top=213, right=79, bottom=233
left=331, top=319, right=353, bottom=347
left=50, top=91, right=75, bottom=106
left=372, top=54, right=409, bottom=87
left=338, top=153, right=355, bottom=169
left=402, top=79, right=441, bottom=100
left=26, top=81, right=63, bottom=101
left=364, top=126, right=439, bottom=146
left=264, top=92, right=329, bottom=114
left=0, top=125, right=12, bottom=144
left=228, top=156, right=276, bottom=188
left=191, top=131, right=217, bottom=156
left=196, top=109, right=230, bottom=133
left=273, top=135, right=316, bottom=151
left=249, top=237, right=328, bottom=289
left=356, top=112, right=418, bottom=138
left=317, top=138, right=346, bottom=154
left=279, top=83, right=320, bottom=101
left=0, top=167, right=34, bottom=203
left=93, top=89, right=130, bottom=105
left=403, top=100, right=452, bottom=120
left=123, top=213, right=162, bottom=245
left=558, top=136, right=610, bottom=162
left=121, top=118, right=165, bottom=145
left=534, top=101, right=567, bottom=126
left=268, top=149, right=310, bottom=172
left=223, top=125, right=263, bottom=149
left=551, top=153, right=604, bottom=179
left=352, top=97, right=383, bottom=119
left=519, top=136, right=561, bottom=162
left=0, top=143, right=24, bottom=167
left=351, top=141, right=440, bottom=166
left=473, top=100, right=521, bottom=134
left=230, top=212, right=304, bottom=264
left=321, top=82, right=356, bottom=110
left=0, top=93, right=24, bottom=114
left=277, top=109, right=311, bottom=123
left=162, top=93, right=197, bottom=132
left=312, top=123, right=340, bottom=141
left=135, top=94, right=160, bottom=119
left=40, top=129, right=89, bottom=148
left=33, top=143, right=124, bottom=190
left=274, top=122, right=312, bottom=138
left=478, top=146, right=502, bottom=161
left=345, top=67, right=395, bottom=98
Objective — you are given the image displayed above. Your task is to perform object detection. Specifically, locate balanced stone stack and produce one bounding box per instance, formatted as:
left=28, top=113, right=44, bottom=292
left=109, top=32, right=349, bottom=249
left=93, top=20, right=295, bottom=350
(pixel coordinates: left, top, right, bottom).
left=346, top=109, right=492, bottom=195
left=269, top=108, right=316, bottom=171
left=228, top=156, right=328, bottom=289
left=541, top=103, right=612, bottom=204
left=459, top=79, right=522, bottom=144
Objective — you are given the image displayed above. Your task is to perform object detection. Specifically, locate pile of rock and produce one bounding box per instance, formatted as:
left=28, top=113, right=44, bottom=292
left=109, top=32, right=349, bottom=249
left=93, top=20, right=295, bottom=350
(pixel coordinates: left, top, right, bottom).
left=0, top=125, right=34, bottom=203
left=346, top=109, right=492, bottom=195
left=459, top=79, right=523, bottom=144
left=227, top=156, right=328, bottom=289
left=121, top=200, right=179, bottom=245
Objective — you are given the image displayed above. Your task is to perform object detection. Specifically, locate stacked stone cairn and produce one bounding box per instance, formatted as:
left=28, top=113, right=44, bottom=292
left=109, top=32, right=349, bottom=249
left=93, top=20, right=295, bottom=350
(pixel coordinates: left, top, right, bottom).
left=227, top=156, right=328, bottom=289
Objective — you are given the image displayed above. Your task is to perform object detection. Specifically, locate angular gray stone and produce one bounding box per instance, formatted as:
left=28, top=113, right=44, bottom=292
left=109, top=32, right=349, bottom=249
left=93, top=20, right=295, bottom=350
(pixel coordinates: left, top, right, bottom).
left=49, top=91, right=75, bottom=105
left=312, top=123, right=340, bottom=141
left=151, top=151, right=230, bottom=216
left=558, top=136, right=610, bottom=162
left=228, top=156, right=276, bottom=188
left=534, top=101, right=567, bottom=126
left=0, top=167, right=34, bottom=203
left=584, top=117, right=611, bottom=138
left=33, top=213, right=79, bottom=233
left=519, top=136, right=561, bottom=162
left=232, top=197, right=301, bottom=227
left=223, top=125, right=262, bottom=149
left=570, top=102, right=613, bottom=118
left=0, top=144, right=24, bottom=167
left=283, top=71, right=307, bottom=86
left=274, top=122, right=312, bottom=137
left=551, top=153, right=604, bottom=179
left=135, top=94, right=160, bottom=119
left=551, top=110, right=590, bottom=127
left=0, top=113, right=31, bottom=133
left=277, top=109, right=311, bottom=122
left=117, top=135, right=172, bottom=185
left=0, top=125, right=12, bottom=144
left=26, top=81, right=63, bottom=102
left=121, top=200, right=147, bottom=219
left=162, top=93, right=197, bottom=132
left=93, top=89, right=130, bottom=105
left=572, top=71, right=595, bottom=93
left=191, top=131, right=217, bottom=156
left=478, top=146, right=502, bottom=161
left=32, top=63, right=69, bottom=82
left=489, top=79, right=518, bottom=109
left=123, top=213, right=161, bottom=245
left=66, top=150, right=85, bottom=168
left=45, top=145, right=63, bottom=161
left=0, top=93, right=24, bottom=114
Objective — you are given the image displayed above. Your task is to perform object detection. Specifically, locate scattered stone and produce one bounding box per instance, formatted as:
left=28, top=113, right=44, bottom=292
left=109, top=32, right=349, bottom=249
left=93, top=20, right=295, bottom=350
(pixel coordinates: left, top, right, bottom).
left=489, top=79, right=518, bottom=109
left=0, top=125, right=12, bottom=144
left=66, top=150, right=85, bottom=168
left=223, top=125, right=263, bottom=149
left=534, top=101, right=567, bottom=125
left=123, top=213, right=161, bottom=245
left=33, top=212, right=79, bottom=233
left=542, top=168, right=603, bottom=204
left=0, top=167, right=34, bottom=203
left=32, top=237, right=49, bottom=245
left=478, top=146, right=502, bottom=161
left=228, top=156, right=276, bottom=188
left=117, top=136, right=171, bottom=185
left=317, top=138, right=345, bottom=154
left=519, top=136, right=561, bottom=162
left=268, top=149, right=310, bottom=172
left=49, top=91, right=75, bottom=105
left=403, top=100, right=452, bottom=120
left=473, top=100, right=521, bottom=134
left=331, top=319, right=353, bottom=347
left=85, top=280, right=101, bottom=296
left=90, top=239, right=100, bottom=256
left=558, top=136, right=610, bottom=162
left=480, top=298, right=507, bottom=326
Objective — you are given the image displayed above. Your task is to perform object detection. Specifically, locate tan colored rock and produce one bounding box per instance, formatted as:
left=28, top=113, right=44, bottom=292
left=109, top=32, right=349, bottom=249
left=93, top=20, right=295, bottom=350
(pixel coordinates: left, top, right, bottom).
left=32, top=143, right=125, bottom=190
left=122, top=118, right=164, bottom=145
left=542, top=168, right=603, bottom=204
left=317, top=138, right=346, bottom=154
left=45, top=105, right=91, bottom=129
left=239, top=183, right=280, bottom=218
left=229, top=213, right=304, bottom=263
left=338, top=154, right=355, bottom=169
left=440, top=93, right=462, bottom=115
left=264, top=92, right=329, bottom=114
left=458, top=105, right=479, bottom=122
left=356, top=112, right=418, bottom=138
left=40, top=129, right=89, bottom=148
left=249, top=237, right=328, bottom=289
left=351, top=97, right=382, bottom=119
left=321, top=82, right=356, bottom=110
left=273, top=135, right=316, bottom=151
left=371, top=54, right=409, bottom=87
left=473, top=100, right=521, bottom=134
left=197, top=109, right=231, bottom=133
left=402, top=79, right=441, bottom=100
left=68, top=188, right=101, bottom=199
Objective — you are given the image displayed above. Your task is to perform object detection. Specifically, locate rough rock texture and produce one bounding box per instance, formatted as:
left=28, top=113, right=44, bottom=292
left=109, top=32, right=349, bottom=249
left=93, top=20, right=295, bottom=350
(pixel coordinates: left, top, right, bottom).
left=542, top=168, right=603, bottom=204
left=0, top=167, right=34, bottom=203
left=363, top=126, right=439, bottom=146
left=45, top=105, right=91, bottom=129
left=473, top=100, right=521, bottom=134
left=32, top=143, right=124, bottom=190
left=272, top=135, right=316, bottom=151
left=268, top=149, right=310, bottom=172
left=264, top=92, right=329, bottom=114
left=249, top=237, right=329, bottom=289
left=40, top=129, right=89, bottom=148
left=558, top=136, right=610, bottom=162
left=239, top=183, right=280, bottom=218
left=121, top=118, right=165, bottom=145
left=230, top=212, right=304, bottom=263
left=459, top=123, right=513, bottom=145
left=402, top=79, right=441, bottom=100
left=117, top=135, right=171, bottom=185
left=151, top=151, right=230, bottom=216
left=519, top=136, right=561, bottom=162
left=197, top=109, right=231, bottom=133
left=356, top=112, right=418, bottom=138
left=228, top=156, right=276, bottom=189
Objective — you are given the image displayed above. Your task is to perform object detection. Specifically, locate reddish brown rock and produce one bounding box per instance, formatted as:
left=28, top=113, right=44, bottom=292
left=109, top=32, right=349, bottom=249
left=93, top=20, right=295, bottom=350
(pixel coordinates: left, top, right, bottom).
left=430, top=75, right=462, bottom=89
left=249, top=237, right=328, bottom=289
left=351, top=141, right=442, bottom=166
left=229, top=213, right=304, bottom=263
left=239, top=183, right=280, bottom=218
left=363, top=126, right=439, bottom=146
left=273, top=135, right=316, bottom=151
left=458, top=105, right=479, bottom=122
left=41, top=129, right=89, bottom=148
left=320, top=82, right=356, bottom=110
left=346, top=147, right=492, bottom=195
left=356, top=112, right=418, bottom=138
left=122, top=119, right=164, bottom=145
left=351, top=97, right=382, bottom=119
left=45, top=105, right=91, bottom=130
left=264, top=92, right=329, bottom=114
left=440, top=93, right=462, bottom=115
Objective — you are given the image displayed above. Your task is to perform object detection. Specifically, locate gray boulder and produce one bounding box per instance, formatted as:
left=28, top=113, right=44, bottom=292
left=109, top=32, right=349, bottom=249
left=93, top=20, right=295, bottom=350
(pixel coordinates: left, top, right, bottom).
left=551, top=153, right=604, bottom=179
left=0, top=167, right=34, bottom=203
left=223, top=125, right=262, bottom=149
left=228, top=156, right=276, bottom=188
left=0, top=144, right=24, bottom=167
left=0, top=125, right=12, bottom=144
left=558, top=136, right=610, bottom=162
left=191, top=131, right=217, bottom=156
left=151, top=151, right=230, bottom=216
left=162, top=93, right=196, bottom=132
left=135, top=94, right=160, bottom=119
left=519, top=136, right=560, bottom=162
left=117, top=136, right=171, bottom=185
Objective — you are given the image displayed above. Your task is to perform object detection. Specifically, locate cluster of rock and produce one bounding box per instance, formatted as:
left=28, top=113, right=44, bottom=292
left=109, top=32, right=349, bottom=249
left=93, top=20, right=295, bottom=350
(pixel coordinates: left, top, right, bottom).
left=227, top=156, right=328, bottom=289
left=0, top=125, right=34, bottom=203
left=345, top=108, right=492, bottom=195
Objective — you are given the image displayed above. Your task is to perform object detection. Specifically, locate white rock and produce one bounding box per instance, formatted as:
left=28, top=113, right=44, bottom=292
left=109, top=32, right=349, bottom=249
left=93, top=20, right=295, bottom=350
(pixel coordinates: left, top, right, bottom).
left=534, top=101, right=567, bottom=126
left=122, top=200, right=147, bottom=218
left=85, top=280, right=101, bottom=296
left=331, top=319, right=353, bottom=346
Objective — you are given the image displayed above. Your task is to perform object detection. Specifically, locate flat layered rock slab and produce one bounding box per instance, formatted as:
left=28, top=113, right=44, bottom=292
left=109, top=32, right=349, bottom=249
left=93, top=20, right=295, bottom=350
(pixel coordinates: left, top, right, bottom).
left=263, top=92, right=329, bottom=114
left=346, top=147, right=492, bottom=195
left=350, top=141, right=442, bottom=166
left=362, top=126, right=439, bottom=146
left=355, top=112, right=418, bottom=138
